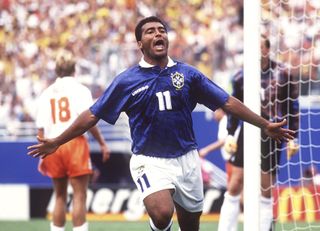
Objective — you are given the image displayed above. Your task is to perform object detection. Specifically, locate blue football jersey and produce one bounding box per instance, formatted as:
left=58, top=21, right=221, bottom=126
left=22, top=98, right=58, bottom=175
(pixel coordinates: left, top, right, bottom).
left=90, top=57, right=229, bottom=158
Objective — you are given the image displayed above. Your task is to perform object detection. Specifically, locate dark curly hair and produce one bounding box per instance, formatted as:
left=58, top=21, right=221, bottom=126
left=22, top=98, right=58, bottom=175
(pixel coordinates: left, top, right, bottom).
left=135, top=16, right=167, bottom=42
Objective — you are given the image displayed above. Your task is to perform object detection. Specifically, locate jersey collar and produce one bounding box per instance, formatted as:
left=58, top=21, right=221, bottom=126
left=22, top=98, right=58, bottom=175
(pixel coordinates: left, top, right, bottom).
left=139, top=56, right=176, bottom=68
left=56, top=76, right=74, bottom=82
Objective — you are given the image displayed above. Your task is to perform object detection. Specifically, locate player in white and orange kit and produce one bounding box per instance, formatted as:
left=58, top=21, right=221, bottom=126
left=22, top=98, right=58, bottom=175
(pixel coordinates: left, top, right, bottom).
left=35, top=50, right=110, bottom=231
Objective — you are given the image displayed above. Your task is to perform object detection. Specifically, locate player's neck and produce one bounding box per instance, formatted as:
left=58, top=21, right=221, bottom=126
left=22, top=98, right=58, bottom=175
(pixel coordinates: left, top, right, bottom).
left=144, top=56, right=168, bottom=69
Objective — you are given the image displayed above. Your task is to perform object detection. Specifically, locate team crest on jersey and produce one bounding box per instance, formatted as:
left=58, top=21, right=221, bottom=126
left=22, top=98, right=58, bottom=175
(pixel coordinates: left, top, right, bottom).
left=171, top=72, right=184, bottom=89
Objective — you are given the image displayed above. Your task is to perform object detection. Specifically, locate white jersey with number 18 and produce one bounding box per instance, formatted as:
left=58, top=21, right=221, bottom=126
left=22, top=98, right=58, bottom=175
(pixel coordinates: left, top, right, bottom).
left=36, top=76, right=93, bottom=138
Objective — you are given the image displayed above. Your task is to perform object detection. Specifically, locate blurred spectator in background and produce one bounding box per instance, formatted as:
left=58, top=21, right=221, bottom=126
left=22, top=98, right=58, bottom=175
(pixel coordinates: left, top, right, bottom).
left=261, top=0, right=320, bottom=95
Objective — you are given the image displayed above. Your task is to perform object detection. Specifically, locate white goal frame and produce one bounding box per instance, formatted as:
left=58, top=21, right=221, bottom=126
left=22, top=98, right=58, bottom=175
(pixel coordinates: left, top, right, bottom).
left=243, top=0, right=261, bottom=230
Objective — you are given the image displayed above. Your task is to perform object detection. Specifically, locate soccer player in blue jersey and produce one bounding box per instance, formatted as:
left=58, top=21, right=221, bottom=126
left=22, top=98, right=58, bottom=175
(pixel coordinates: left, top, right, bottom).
left=28, top=16, right=295, bottom=231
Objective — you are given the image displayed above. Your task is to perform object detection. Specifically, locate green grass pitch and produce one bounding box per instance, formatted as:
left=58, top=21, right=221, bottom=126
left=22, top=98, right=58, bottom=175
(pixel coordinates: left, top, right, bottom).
left=1, top=219, right=320, bottom=230
left=0, top=220, right=226, bottom=231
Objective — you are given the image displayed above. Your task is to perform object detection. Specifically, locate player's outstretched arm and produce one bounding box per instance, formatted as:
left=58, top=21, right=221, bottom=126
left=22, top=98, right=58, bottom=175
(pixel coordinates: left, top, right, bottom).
left=27, top=109, right=99, bottom=159
left=222, top=96, right=295, bottom=142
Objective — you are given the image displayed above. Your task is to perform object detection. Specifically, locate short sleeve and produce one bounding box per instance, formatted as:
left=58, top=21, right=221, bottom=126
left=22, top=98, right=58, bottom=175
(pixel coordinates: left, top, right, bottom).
left=90, top=79, right=130, bottom=125
left=192, top=70, right=229, bottom=111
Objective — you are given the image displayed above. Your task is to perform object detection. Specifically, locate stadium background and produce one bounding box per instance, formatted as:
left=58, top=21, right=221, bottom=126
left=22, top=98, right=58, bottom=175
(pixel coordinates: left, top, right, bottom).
left=0, top=0, right=320, bottom=228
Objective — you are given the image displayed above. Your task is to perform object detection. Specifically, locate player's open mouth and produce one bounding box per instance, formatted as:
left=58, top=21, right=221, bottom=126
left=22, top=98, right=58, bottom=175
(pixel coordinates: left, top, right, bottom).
left=154, top=40, right=165, bottom=50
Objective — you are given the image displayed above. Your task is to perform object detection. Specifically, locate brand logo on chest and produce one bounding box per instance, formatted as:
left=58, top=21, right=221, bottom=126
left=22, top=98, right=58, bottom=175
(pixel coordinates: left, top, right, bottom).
left=171, top=72, right=184, bottom=89
left=132, top=85, right=149, bottom=96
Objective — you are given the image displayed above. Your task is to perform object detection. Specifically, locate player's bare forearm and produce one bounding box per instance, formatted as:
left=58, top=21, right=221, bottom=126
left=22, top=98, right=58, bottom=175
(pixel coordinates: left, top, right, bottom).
left=222, top=96, right=268, bottom=129
left=222, top=96, right=295, bottom=142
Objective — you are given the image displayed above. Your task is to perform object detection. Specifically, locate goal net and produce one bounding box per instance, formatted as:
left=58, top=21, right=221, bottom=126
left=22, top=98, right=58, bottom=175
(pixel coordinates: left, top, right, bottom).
left=260, top=0, right=320, bottom=230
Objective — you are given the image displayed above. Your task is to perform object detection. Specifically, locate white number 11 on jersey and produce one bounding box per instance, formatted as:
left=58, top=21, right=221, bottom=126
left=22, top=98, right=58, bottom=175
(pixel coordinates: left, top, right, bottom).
left=156, top=91, right=172, bottom=111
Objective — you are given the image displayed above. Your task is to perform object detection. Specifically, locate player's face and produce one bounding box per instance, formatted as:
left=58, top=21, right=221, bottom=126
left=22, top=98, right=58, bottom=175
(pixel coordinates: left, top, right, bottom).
left=138, top=22, right=169, bottom=62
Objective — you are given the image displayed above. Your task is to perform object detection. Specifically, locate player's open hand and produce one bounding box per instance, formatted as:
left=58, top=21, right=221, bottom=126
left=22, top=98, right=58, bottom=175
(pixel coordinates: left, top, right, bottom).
left=27, top=136, right=59, bottom=159
left=264, top=119, right=295, bottom=143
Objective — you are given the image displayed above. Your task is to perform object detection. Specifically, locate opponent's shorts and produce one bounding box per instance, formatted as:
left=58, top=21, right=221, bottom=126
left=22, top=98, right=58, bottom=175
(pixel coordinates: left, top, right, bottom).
left=229, top=127, right=282, bottom=175
left=38, top=135, right=92, bottom=178
left=130, top=149, right=204, bottom=213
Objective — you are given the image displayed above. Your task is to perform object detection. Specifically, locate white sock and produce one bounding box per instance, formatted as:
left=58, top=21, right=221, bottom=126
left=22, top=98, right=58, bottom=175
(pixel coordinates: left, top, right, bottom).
left=260, top=196, right=273, bottom=231
left=218, top=192, right=240, bottom=231
left=50, top=222, right=65, bottom=231
left=73, top=222, right=88, bottom=231
left=150, top=218, right=173, bottom=231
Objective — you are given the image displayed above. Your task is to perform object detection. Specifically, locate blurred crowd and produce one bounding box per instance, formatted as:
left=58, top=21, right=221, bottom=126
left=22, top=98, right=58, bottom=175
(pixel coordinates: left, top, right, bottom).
left=0, top=0, right=319, bottom=137
left=261, top=0, right=320, bottom=95
left=0, top=0, right=243, bottom=133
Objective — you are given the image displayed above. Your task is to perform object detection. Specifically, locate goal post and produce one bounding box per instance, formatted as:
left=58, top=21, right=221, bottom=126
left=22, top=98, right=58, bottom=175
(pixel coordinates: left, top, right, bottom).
left=243, top=0, right=320, bottom=230
left=243, top=0, right=261, bottom=230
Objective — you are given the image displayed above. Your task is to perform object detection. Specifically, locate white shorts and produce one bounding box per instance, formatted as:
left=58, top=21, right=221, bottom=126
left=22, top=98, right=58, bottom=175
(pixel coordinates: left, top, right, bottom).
left=129, top=149, right=204, bottom=212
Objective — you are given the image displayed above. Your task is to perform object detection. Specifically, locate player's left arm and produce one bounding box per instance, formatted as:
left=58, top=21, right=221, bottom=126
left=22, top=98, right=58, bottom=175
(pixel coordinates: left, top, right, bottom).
left=222, top=96, right=295, bottom=143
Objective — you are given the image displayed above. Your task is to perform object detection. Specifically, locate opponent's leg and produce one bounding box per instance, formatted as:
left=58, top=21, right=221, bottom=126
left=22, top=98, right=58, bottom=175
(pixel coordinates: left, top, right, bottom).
left=70, top=174, right=90, bottom=230
left=218, top=165, right=243, bottom=231
left=51, top=177, right=68, bottom=231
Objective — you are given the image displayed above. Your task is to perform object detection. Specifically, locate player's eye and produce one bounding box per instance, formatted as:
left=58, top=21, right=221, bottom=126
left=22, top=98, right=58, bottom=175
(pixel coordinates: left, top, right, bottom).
left=145, top=28, right=155, bottom=34
left=159, top=28, right=166, bottom=33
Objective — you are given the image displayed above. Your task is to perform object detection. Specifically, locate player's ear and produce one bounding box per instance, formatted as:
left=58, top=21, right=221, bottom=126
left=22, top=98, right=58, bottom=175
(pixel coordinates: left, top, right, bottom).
left=137, top=41, right=142, bottom=50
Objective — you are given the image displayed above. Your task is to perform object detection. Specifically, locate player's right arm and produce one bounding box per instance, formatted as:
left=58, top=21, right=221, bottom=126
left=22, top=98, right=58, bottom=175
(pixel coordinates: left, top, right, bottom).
left=28, top=109, right=99, bottom=159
